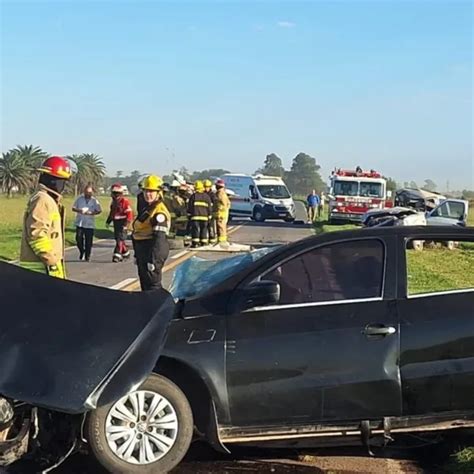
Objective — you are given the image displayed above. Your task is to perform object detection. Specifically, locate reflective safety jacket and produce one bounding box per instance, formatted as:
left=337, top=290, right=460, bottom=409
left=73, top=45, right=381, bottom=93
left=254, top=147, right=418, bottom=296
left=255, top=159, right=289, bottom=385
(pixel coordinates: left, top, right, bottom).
left=216, top=188, right=231, bottom=219
left=19, top=184, right=66, bottom=277
left=187, top=192, right=212, bottom=221
left=132, top=200, right=171, bottom=241
left=106, top=196, right=133, bottom=224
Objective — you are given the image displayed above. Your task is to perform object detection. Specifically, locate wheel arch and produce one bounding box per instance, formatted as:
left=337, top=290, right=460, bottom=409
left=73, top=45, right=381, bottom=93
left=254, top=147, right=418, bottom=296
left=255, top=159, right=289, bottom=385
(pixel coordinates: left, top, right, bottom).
left=154, top=356, right=229, bottom=453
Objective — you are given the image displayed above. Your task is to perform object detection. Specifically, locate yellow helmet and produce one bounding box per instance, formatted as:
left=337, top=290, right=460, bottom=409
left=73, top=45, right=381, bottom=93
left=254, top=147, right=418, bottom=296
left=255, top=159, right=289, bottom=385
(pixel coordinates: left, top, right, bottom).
left=194, top=180, right=204, bottom=193
left=142, top=175, right=163, bottom=191
left=204, top=179, right=212, bottom=188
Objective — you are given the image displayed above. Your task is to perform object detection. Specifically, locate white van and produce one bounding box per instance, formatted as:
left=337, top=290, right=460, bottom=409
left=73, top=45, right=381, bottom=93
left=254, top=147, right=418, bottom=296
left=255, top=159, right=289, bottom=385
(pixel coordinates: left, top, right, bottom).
left=221, top=174, right=296, bottom=222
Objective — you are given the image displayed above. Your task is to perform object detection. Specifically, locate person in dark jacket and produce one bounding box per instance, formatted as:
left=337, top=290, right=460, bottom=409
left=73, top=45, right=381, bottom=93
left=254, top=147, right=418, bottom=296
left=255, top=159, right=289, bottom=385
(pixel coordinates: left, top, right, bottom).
left=188, top=180, right=212, bottom=248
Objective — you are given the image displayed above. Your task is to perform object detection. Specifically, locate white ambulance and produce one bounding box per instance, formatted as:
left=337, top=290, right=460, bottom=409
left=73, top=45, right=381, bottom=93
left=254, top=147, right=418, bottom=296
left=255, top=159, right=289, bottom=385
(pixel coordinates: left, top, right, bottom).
left=221, top=174, right=296, bottom=222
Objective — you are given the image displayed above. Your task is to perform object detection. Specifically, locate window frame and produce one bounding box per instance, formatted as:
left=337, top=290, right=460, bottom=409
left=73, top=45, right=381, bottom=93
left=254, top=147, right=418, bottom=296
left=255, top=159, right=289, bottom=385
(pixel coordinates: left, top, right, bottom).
left=246, top=237, right=387, bottom=311
left=404, top=237, right=474, bottom=300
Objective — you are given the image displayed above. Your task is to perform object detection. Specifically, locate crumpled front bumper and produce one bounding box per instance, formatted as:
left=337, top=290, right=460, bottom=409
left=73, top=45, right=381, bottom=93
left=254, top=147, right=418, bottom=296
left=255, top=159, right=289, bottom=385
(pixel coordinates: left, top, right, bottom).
left=0, top=416, right=30, bottom=467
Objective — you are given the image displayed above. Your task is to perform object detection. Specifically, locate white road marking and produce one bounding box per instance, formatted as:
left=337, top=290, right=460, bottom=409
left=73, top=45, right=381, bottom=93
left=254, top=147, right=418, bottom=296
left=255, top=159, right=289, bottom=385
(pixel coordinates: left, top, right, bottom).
left=110, top=278, right=137, bottom=290
left=171, top=250, right=188, bottom=259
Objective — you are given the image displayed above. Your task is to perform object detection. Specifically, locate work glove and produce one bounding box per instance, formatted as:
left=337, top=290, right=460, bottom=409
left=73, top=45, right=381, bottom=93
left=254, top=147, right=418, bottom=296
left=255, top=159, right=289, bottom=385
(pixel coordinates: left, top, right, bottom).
left=147, top=263, right=156, bottom=272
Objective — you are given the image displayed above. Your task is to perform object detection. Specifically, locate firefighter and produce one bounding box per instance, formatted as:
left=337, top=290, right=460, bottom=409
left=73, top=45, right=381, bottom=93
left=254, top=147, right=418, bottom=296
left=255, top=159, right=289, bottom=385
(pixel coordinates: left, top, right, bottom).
left=162, top=182, right=177, bottom=239
left=171, top=181, right=189, bottom=239
left=204, top=179, right=217, bottom=244
left=188, top=180, right=212, bottom=248
left=178, top=185, right=192, bottom=245
left=106, top=183, right=133, bottom=262
left=136, top=176, right=148, bottom=215
left=19, top=156, right=72, bottom=278
left=215, top=179, right=231, bottom=244
left=132, top=175, right=170, bottom=291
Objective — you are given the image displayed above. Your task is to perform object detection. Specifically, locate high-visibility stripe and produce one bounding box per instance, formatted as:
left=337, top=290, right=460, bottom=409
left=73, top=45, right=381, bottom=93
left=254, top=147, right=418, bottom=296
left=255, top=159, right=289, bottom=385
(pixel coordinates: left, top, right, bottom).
left=218, top=236, right=228, bottom=242
left=192, top=238, right=200, bottom=242
left=191, top=216, right=209, bottom=221
left=50, top=211, right=61, bottom=221
left=201, top=239, right=209, bottom=244
left=29, top=236, right=53, bottom=254
left=170, top=213, right=177, bottom=218
left=194, top=201, right=209, bottom=207
left=153, top=225, right=169, bottom=233
left=113, top=215, right=128, bottom=220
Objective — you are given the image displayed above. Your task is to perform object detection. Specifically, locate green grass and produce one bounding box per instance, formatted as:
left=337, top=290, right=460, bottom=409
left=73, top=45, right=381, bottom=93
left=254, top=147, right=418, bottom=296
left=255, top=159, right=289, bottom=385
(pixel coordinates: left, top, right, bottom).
left=407, top=244, right=474, bottom=294
left=0, top=195, right=116, bottom=261
left=311, top=208, right=360, bottom=235
left=442, top=447, right=474, bottom=473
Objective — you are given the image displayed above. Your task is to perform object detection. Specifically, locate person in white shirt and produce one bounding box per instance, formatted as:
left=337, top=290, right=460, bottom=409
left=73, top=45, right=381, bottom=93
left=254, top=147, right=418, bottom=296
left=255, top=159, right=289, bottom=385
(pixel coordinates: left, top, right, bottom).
left=72, top=185, right=102, bottom=261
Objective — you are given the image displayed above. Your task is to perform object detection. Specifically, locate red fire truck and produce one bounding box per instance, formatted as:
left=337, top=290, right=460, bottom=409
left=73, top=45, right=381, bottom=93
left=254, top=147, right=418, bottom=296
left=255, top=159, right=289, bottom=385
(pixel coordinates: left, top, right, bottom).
left=328, top=167, right=391, bottom=223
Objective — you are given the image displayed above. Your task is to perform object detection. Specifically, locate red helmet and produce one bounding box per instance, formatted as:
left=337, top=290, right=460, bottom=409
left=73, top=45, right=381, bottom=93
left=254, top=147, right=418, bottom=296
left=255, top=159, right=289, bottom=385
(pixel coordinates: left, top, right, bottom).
left=215, top=179, right=225, bottom=187
left=38, top=156, right=72, bottom=179
left=111, top=183, right=124, bottom=193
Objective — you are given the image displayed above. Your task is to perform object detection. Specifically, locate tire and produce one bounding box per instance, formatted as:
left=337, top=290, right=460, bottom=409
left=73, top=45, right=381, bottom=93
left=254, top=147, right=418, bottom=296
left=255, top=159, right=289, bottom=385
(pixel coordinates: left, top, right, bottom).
left=253, top=207, right=265, bottom=223
left=86, top=374, right=193, bottom=474
left=412, top=240, right=424, bottom=251
left=445, top=240, right=456, bottom=250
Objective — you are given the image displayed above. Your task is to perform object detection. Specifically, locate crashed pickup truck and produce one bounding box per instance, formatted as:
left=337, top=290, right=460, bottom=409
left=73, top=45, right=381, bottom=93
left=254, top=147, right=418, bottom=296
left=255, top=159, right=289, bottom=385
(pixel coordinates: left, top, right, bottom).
left=2, top=226, right=474, bottom=473
left=363, top=198, right=469, bottom=228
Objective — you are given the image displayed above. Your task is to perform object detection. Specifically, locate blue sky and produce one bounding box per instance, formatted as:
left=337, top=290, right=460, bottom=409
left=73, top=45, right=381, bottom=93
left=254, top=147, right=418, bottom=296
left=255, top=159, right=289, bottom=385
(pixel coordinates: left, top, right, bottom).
left=1, top=1, right=472, bottom=190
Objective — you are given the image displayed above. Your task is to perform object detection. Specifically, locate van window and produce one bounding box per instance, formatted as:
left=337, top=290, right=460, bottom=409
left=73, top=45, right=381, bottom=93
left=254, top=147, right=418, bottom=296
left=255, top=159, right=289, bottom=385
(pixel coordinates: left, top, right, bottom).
left=257, top=185, right=290, bottom=199
left=263, top=239, right=384, bottom=305
left=406, top=239, right=474, bottom=295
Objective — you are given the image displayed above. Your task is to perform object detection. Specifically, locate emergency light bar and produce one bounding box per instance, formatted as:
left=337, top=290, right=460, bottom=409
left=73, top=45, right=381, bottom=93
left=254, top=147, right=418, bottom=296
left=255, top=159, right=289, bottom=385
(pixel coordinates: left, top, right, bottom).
left=333, top=168, right=381, bottom=178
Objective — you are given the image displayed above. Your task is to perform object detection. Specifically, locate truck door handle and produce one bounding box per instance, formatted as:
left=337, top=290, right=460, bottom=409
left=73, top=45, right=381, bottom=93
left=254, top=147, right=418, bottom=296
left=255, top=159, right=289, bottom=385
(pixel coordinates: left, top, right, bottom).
left=363, top=324, right=397, bottom=337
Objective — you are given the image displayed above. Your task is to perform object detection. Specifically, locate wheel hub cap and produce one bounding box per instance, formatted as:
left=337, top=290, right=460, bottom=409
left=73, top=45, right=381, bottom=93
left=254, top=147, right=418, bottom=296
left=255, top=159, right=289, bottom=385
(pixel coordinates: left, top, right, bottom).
left=105, top=389, right=179, bottom=465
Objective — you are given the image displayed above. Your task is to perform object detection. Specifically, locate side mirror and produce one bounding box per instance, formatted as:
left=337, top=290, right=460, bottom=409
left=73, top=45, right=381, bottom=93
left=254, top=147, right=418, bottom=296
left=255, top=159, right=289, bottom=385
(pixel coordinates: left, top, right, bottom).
left=328, top=194, right=335, bottom=201
left=239, top=280, right=280, bottom=311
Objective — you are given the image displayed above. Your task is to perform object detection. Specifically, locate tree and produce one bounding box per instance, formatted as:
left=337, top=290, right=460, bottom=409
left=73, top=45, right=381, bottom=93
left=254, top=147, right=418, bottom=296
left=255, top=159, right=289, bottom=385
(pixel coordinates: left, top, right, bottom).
left=68, top=153, right=106, bottom=195
left=190, top=168, right=230, bottom=182
left=177, top=167, right=192, bottom=182
left=423, top=179, right=437, bottom=192
left=116, top=170, right=123, bottom=179
left=256, top=153, right=285, bottom=177
left=285, top=152, right=325, bottom=195
left=385, top=177, right=398, bottom=193
left=409, top=181, right=418, bottom=189
left=0, top=150, right=33, bottom=197
left=461, top=189, right=474, bottom=200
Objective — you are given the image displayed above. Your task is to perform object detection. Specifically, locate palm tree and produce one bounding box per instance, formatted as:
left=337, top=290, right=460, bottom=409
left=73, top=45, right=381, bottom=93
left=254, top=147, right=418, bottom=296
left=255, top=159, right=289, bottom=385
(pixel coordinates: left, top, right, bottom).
left=11, top=145, right=49, bottom=192
left=0, top=151, right=33, bottom=197
left=68, top=153, right=106, bottom=195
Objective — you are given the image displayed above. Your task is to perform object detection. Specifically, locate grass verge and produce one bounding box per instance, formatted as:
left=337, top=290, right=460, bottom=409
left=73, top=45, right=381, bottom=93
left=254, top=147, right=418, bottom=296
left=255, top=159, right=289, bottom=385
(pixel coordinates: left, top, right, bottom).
left=0, top=195, right=116, bottom=261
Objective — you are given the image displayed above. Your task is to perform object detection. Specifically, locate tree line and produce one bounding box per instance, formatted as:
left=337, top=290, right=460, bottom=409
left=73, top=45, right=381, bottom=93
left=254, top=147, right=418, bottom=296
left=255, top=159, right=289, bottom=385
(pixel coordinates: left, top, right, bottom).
left=1, top=145, right=472, bottom=200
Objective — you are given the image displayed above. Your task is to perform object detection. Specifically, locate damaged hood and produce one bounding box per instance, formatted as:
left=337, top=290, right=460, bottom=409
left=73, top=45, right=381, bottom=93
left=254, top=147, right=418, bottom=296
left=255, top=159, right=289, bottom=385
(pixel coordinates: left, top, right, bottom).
left=0, top=262, right=175, bottom=414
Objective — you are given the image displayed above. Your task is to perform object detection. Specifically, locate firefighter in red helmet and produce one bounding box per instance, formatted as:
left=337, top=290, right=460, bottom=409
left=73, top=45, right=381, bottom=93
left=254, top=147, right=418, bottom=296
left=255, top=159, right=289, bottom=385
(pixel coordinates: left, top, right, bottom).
left=19, top=156, right=72, bottom=278
left=106, top=183, right=133, bottom=262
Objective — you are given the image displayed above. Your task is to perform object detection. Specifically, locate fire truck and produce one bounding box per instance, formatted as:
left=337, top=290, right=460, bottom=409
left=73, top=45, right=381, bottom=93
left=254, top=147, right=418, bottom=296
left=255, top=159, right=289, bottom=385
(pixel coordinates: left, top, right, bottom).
left=328, top=167, right=390, bottom=223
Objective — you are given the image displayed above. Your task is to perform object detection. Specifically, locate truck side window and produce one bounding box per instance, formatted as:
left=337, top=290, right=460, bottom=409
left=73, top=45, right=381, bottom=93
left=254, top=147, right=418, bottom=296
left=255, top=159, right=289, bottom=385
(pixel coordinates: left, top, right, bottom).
left=264, top=240, right=384, bottom=305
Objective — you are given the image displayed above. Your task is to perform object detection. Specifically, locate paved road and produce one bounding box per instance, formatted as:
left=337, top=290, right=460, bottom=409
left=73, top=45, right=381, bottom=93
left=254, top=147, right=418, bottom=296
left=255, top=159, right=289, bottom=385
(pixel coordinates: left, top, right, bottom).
left=66, top=218, right=314, bottom=291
